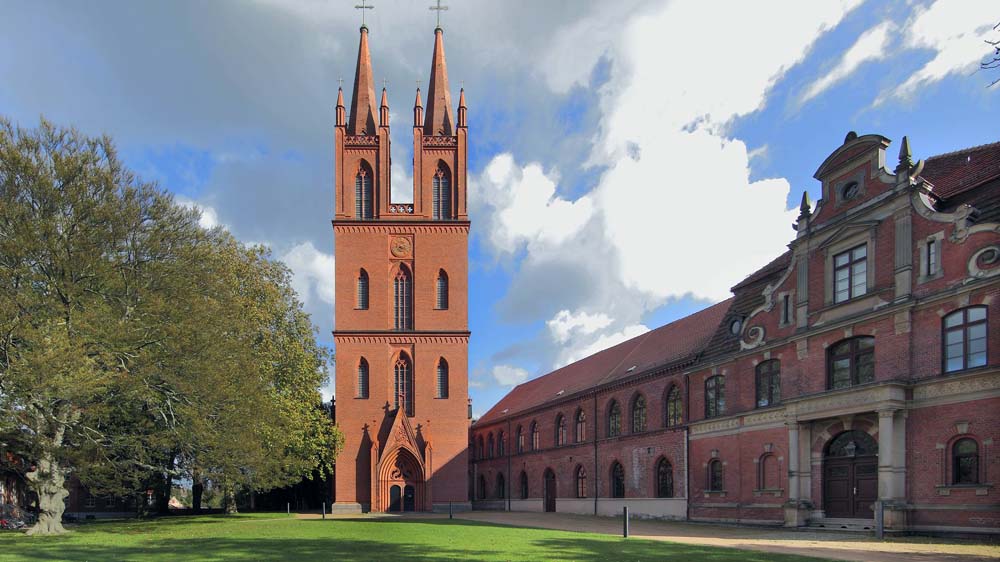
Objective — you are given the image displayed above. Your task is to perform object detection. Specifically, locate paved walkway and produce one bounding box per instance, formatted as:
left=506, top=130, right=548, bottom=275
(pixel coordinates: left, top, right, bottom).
left=452, top=511, right=999, bottom=562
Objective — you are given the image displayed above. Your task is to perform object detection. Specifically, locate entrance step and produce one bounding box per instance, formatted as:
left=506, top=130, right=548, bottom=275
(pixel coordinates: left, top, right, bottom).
left=808, top=518, right=875, bottom=532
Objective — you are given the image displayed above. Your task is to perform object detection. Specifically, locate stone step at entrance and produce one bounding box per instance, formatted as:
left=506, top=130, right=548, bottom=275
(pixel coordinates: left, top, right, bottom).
left=808, top=518, right=875, bottom=532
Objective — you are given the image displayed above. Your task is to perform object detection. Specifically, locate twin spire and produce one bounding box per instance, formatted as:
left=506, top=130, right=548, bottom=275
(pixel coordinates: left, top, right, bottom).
left=338, top=25, right=465, bottom=135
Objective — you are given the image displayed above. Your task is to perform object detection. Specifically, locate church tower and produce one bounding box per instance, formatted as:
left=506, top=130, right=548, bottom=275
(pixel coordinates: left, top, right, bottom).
left=332, top=23, right=470, bottom=513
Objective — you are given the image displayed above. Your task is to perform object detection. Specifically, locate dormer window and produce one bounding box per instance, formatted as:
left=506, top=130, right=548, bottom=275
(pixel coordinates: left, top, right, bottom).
left=841, top=181, right=860, bottom=201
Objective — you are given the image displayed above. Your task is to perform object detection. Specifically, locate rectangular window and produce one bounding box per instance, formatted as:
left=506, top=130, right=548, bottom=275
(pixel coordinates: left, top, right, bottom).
left=781, top=294, right=791, bottom=325
left=834, top=244, right=867, bottom=303
left=85, top=494, right=96, bottom=508
left=927, top=239, right=938, bottom=276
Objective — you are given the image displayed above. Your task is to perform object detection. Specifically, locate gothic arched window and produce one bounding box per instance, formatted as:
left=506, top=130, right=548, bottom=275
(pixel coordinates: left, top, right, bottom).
left=496, top=473, right=506, bottom=499
left=436, top=270, right=449, bottom=310
left=487, top=433, right=494, bottom=459
left=530, top=421, right=539, bottom=451
left=436, top=358, right=449, bottom=399
left=953, top=438, right=980, bottom=484
left=575, top=409, right=586, bottom=443
left=755, top=360, right=781, bottom=408
left=516, top=426, right=524, bottom=454
left=356, top=357, right=369, bottom=399
left=394, top=353, right=414, bottom=416
left=393, top=265, right=413, bottom=331
left=705, top=375, right=725, bottom=418
left=356, top=269, right=369, bottom=310
left=433, top=164, right=451, bottom=220
left=476, top=436, right=484, bottom=460
left=355, top=163, right=373, bottom=219
left=478, top=474, right=487, bottom=500
left=519, top=471, right=529, bottom=499
left=497, top=430, right=505, bottom=457
left=610, top=461, right=625, bottom=498
left=575, top=465, right=587, bottom=498
left=665, top=385, right=683, bottom=427
left=943, top=307, right=988, bottom=373
left=631, top=394, right=647, bottom=433
left=607, top=400, right=622, bottom=438
left=555, top=414, right=566, bottom=446
left=656, top=458, right=674, bottom=498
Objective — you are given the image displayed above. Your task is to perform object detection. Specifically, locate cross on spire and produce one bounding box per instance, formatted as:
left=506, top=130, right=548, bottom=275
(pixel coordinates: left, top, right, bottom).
left=355, top=0, right=374, bottom=27
left=338, top=77, right=344, bottom=88
left=429, top=0, right=448, bottom=29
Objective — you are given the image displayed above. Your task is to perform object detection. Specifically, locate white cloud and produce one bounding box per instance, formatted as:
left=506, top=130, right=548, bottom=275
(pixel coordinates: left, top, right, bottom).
left=492, top=364, right=530, bottom=387
left=280, top=241, right=335, bottom=306
left=175, top=195, right=223, bottom=230
left=800, top=21, right=896, bottom=105
left=547, top=310, right=613, bottom=344
left=876, top=0, right=997, bottom=105
left=390, top=160, right=414, bottom=204
left=556, top=324, right=650, bottom=368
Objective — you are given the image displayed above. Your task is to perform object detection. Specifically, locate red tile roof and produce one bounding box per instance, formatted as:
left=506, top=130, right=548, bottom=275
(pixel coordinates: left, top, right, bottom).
left=476, top=299, right=732, bottom=425
left=921, top=141, right=1000, bottom=199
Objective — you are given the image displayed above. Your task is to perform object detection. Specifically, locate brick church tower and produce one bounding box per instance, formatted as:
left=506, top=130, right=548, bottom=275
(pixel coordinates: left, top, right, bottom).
left=332, top=23, right=470, bottom=513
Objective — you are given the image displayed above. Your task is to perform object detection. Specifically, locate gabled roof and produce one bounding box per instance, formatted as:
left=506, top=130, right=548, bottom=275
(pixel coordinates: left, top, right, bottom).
left=476, top=299, right=732, bottom=425
left=921, top=141, right=1000, bottom=199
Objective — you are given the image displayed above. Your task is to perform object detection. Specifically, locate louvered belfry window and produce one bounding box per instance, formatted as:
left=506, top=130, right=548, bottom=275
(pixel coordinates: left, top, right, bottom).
left=357, top=358, right=369, bottom=399
left=433, top=166, right=451, bottom=220
left=436, top=271, right=449, bottom=310
left=357, top=269, right=369, bottom=310
left=436, top=358, right=449, bottom=399
left=355, top=165, right=373, bottom=219
left=394, top=266, right=412, bottom=330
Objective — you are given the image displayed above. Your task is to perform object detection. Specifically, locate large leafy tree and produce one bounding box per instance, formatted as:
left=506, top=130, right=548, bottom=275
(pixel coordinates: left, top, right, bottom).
left=0, top=118, right=341, bottom=534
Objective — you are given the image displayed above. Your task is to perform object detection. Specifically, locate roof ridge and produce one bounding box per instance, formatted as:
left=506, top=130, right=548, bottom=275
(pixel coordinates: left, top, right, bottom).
left=925, top=140, right=1000, bottom=161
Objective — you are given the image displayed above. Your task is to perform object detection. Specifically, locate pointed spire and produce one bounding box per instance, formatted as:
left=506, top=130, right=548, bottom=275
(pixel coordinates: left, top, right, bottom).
left=379, top=86, right=390, bottom=127
left=798, top=191, right=811, bottom=218
left=348, top=26, right=378, bottom=136
left=336, top=87, right=346, bottom=127
left=423, top=27, right=455, bottom=136
left=896, top=135, right=913, bottom=172
left=457, top=87, right=466, bottom=128
left=413, top=88, right=424, bottom=128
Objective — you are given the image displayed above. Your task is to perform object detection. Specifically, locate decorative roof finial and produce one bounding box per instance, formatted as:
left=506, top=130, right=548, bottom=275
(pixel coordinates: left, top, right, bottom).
left=429, top=0, right=448, bottom=30
left=798, top=191, right=811, bottom=219
left=355, top=0, right=374, bottom=29
left=896, top=135, right=913, bottom=173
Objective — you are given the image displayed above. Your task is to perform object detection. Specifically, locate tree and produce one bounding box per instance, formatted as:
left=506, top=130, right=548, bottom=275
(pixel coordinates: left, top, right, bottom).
left=984, top=21, right=1000, bottom=88
left=0, top=118, right=341, bottom=534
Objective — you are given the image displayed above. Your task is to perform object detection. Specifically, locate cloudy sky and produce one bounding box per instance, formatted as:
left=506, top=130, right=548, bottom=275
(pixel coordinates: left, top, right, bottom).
left=3, top=0, right=997, bottom=415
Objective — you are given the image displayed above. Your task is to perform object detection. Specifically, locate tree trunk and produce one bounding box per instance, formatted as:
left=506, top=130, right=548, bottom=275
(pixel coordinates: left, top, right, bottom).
left=223, top=484, right=238, bottom=514
left=25, top=452, right=69, bottom=536
left=192, top=475, right=204, bottom=511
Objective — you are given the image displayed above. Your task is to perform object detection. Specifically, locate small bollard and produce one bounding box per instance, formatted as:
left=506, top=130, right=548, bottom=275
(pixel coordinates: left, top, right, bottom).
left=287, top=502, right=290, bottom=516
left=449, top=501, right=453, bottom=519
left=623, top=506, right=629, bottom=538
left=322, top=502, right=326, bottom=520
left=875, top=501, right=884, bottom=540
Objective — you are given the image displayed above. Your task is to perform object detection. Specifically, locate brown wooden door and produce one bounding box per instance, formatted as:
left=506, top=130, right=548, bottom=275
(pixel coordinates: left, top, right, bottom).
left=543, top=469, right=556, bottom=513
left=824, top=456, right=877, bottom=518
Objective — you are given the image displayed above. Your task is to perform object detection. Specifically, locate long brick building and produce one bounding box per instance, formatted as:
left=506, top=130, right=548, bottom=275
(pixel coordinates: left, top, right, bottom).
left=470, top=134, right=1000, bottom=535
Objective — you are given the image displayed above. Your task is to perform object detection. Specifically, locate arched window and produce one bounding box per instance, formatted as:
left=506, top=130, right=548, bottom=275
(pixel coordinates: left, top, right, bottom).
left=943, top=307, right=988, bottom=373
left=828, top=336, right=874, bottom=389
left=487, top=433, right=494, bottom=459
left=355, top=163, right=373, bottom=219
left=436, top=358, right=449, bottom=399
left=656, top=458, right=674, bottom=498
left=356, top=269, right=369, bottom=310
left=705, top=375, right=725, bottom=418
left=394, top=353, right=414, bottom=416
left=708, top=459, right=724, bottom=491
left=575, top=465, right=587, bottom=498
left=607, top=400, right=622, bottom=437
left=433, top=164, right=452, bottom=220
left=665, top=385, right=683, bottom=427
left=497, top=430, right=505, bottom=457
left=476, top=436, right=484, bottom=460
left=519, top=471, right=529, bottom=499
left=953, top=438, right=980, bottom=484
left=555, top=414, right=566, bottom=446
left=610, top=462, right=625, bottom=498
left=478, top=474, right=487, bottom=500
left=356, top=358, right=369, bottom=399
left=755, top=360, right=781, bottom=408
left=516, top=425, right=524, bottom=454
left=759, top=454, right=779, bottom=490
left=574, top=409, right=586, bottom=442
left=631, top=394, right=647, bottom=433
left=436, top=270, right=449, bottom=310
left=393, top=265, right=413, bottom=331
left=530, top=421, right=539, bottom=451
left=496, top=473, right=506, bottom=499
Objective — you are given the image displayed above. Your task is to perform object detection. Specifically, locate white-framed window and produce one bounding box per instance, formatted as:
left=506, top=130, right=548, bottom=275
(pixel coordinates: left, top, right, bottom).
left=918, top=231, right=945, bottom=283
left=833, top=244, right=867, bottom=303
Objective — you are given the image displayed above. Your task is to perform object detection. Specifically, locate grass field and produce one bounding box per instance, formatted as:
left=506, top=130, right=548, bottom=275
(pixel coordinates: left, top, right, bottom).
left=0, top=512, right=835, bottom=561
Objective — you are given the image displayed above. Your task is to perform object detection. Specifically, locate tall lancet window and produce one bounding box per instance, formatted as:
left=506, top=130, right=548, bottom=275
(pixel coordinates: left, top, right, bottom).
left=433, top=165, right=451, bottom=220
left=436, top=358, right=449, bottom=399
left=393, top=265, right=413, bottom=330
left=356, top=269, right=369, bottom=310
left=355, top=164, right=373, bottom=219
left=394, top=353, right=414, bottom=416
left=436, top=270, right=449, bottom=310
left=356, top=358, right=369, bottom=399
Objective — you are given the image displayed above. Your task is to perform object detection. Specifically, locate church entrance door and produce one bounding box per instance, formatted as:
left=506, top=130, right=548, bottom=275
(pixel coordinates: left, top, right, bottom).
left=389, top=485, right=402, bottom=512
left=543, top=469, right=556, bottom=513
left=823, top=430, right=878, bottom=519
left=403, top=485, right=416, bottom=511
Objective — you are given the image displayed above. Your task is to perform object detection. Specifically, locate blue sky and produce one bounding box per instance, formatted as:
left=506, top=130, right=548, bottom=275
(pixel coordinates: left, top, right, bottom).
left=2, top=0, right=997, bottom=416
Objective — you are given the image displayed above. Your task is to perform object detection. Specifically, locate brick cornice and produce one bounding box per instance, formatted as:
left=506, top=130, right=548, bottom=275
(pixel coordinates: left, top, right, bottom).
left=333, top=219, right=470, bottom=234
left=333, top=330, right=470, bottom=344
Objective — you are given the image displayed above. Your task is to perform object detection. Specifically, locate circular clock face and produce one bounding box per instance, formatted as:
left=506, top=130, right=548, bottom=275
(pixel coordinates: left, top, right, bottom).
left=391, top=237, right=412, bottom=258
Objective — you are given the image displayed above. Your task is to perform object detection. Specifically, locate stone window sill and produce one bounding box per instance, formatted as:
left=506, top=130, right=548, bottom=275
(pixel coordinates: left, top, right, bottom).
left=753, top=488, right=784, bottom=498
left=936, top=484, right=992, bottom=496
left=703, top=490, right=727, bottom=498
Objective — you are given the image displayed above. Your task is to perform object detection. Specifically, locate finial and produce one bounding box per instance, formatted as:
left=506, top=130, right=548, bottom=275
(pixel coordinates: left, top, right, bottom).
left=798, top=191, right=811, bottom=218
left=896, top=135, right=913, bottom=172
left=355, top=1, right=374, bottom=28
left=429, top=0, right=448, bottom=29
left=458, top=87, right=466, bottom=107
left=457, top=87, right=466, bottom=128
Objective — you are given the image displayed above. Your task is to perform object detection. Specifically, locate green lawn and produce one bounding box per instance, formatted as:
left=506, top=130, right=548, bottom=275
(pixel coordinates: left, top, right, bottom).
left=0, top=513, right=832, bottom=561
